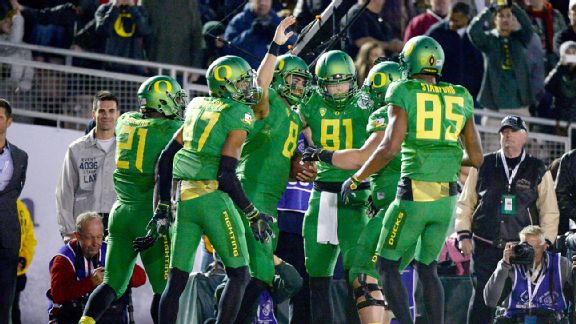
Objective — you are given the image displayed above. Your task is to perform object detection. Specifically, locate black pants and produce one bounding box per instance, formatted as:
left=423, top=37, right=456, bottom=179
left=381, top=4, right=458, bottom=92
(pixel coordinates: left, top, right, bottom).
left=12, top=274, right=26, bottom=324
left=275, top=228, right=309, bottom=324
left=467, top=239, right=503, bottom=324
left=0, top=247, right=19, bottom=324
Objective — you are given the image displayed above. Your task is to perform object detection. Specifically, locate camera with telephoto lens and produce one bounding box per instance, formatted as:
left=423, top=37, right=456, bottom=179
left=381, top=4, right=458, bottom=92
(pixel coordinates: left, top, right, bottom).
left=509, top=242, right=535, bottom=265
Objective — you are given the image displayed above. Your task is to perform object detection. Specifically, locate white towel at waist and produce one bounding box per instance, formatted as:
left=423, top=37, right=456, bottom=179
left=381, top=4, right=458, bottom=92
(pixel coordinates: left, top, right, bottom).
left=317, top=191, right=339, bottom=245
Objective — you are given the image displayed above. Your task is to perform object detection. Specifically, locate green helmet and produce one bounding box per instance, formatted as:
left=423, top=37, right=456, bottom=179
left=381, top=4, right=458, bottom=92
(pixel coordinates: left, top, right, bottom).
left=399, top=36, right=445, bottom=78
left=137, top=75, right=187, bottom=119
left=361, top=61, right=402, bottom=108
left=272, top=54, right=312, bottom=105
left=315, top=50, right=357, bottom=109
left=206, top=55, right=262, bottom=105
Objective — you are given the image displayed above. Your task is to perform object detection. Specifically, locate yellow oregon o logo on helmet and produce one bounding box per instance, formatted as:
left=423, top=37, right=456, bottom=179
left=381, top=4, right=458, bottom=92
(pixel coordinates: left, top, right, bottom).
left=278, top=59, right=285, bottom=71
left=371, top=72, right=388, bottom=88
left=114, top=13, right=136, bottom=38
left=153, top=80, right=173, bottom=93
left=214, top=65, right=232, bottom=81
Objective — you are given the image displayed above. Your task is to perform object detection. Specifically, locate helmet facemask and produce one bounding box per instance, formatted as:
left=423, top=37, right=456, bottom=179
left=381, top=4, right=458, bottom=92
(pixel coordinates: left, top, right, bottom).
left=281, top=72, right=311, bottom=105
left=230, top=69, right=262, bottom=105
left=318, top=74, right=357, bottom=109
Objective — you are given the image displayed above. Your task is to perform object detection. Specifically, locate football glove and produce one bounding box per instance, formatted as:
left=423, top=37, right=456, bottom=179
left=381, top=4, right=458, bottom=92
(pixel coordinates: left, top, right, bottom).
left=133, top=202, right=172, bottom=252
left=341, top=176, right=362, bottom=205
left=246, top=208, right=275, bottom=243
left=301, top=145, right=334, bottom=163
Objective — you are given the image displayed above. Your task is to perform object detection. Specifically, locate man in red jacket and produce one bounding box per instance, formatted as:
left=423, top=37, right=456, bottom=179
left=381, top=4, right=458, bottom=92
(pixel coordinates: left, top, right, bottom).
left=48, top=212, right=146, bottom=324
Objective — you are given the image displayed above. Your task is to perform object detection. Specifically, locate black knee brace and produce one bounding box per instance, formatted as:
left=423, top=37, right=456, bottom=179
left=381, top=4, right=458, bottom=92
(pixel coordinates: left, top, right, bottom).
left=354, top=273, right=386, bottom=310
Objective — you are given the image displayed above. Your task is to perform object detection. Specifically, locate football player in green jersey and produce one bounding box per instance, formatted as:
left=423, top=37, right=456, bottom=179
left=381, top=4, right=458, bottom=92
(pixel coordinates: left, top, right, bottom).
left=302, top=61, right=403, bottom=324
left=341, top=36, right=484, bottom=324
left=135, top=18, right=297, bottom=324
left=80, top=76, right=186, bottom=324
left=298, top=49, right=373, bottom=323
left=233, top=16, right=318, bottom=323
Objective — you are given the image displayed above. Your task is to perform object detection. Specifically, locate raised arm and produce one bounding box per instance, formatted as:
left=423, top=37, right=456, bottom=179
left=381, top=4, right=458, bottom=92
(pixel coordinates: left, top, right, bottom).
left=253, top=16, right=296, bottom=119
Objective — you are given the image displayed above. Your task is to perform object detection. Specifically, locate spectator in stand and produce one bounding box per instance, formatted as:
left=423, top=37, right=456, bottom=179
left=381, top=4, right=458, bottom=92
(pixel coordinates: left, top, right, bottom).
left=0, top=98, right=28, bottom=324
left=48, top=212, right=146, bottom=324
left=403, top=0, right=450, bottom=43
left=354, top=41, right=384, bottom=86
left=455, top=115, right=559, bottom=324
left=95, top=0, right=151, bottom=75
left=202, top=21, right=226, bottom=70
left=56, top=91, right=118, bottom=242
left=427, top=1, right=484, bottom=101
left=12, top=199, right=36, bottom=324
left=141, top=0, right=203, bottom=76
left=381, top=0, right=416, bottom=41
left=545, top=41, right=576, bottom=125
left=555, top=148, right=576, bottom=235
left=523, top=0, right=566, bottom=72
left=468, top=1, right=535, bottom=128
left=554, top=0, right=576, bottom=54
left=293, top=0, right=331, bottom=32
left=0, top=4, right=33, bottom=94
left=224, top=0, right=296, bottom=68
left=341, top=0, right=403, bottom=59
left=17, top=0, right=100, bottom=62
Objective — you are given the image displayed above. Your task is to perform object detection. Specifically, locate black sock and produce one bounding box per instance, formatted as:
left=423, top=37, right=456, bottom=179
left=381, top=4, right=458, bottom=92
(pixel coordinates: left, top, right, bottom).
left=151, top=293, right=161, bottom=324
left=415, top=261, right=444, bottom=324
left=159, top=268, right=190, bottom=324
left=344, top=271, right=361, bottom=324
left=83, top=283, right=117, bottom=320
left=216, top=266, right=250, bottom=323
left=378, top=257, right=413, bottom=324
left=233, top=278, right=267, bottom=324
left=309, top=277, right=333, bottom=323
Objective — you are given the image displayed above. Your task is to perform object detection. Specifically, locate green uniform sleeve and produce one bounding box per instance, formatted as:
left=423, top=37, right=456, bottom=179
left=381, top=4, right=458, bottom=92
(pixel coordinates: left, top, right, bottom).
left=385, top=80, right=409, bottom=111
left=224, top=104, right=255, bottom=133
left=366, top=106, right=389, bottom=134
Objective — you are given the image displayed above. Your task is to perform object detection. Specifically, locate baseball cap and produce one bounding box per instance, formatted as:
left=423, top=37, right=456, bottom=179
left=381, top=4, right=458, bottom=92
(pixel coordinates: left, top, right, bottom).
left=499, top=115, right=527, bottom=132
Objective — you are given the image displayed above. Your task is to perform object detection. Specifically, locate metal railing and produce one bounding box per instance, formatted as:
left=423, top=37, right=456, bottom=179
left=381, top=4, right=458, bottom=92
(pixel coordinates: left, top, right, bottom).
left=1, top=41, right=574, bottom=161
left=0, top=41, right=209, bottom=129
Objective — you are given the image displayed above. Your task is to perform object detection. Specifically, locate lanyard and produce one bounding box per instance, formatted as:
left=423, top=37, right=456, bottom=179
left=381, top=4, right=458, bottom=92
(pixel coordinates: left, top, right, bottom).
left=499, top=149, right=526, bottom=192
left=526, top=260, right=546, bottom=310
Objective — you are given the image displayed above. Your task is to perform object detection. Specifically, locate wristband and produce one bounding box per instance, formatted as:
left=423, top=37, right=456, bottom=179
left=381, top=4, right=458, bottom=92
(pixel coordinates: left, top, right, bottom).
left=318, top=149, right=334, bottom=164
left=267, top=41, right=281, bottom=56
left=350, top=175, right=362, bottom=190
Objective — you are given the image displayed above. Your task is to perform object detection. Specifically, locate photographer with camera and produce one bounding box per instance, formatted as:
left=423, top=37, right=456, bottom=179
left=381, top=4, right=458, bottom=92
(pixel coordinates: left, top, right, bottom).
left=48, top=212, right=145, bottom=323
left=484, top=225, right=571, bottom=323
left=455, top=115, right=559, bottom=324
